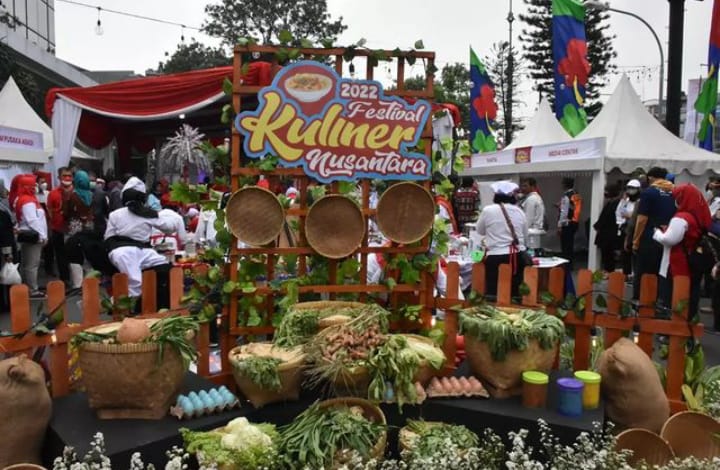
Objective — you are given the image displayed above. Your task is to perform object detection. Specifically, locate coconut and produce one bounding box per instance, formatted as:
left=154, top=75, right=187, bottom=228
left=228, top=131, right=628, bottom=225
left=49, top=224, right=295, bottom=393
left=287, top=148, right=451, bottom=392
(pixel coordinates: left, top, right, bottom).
left=116, top=318, right=151, bottom=344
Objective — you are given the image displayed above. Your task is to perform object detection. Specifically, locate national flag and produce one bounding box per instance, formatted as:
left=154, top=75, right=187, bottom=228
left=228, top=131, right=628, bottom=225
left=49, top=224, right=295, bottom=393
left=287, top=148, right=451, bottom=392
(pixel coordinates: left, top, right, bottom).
left=552, top=0, right=591, bottom=136
left=469, top=47, right=498, bottom=153
left=695, top=0, right=720, bottom=151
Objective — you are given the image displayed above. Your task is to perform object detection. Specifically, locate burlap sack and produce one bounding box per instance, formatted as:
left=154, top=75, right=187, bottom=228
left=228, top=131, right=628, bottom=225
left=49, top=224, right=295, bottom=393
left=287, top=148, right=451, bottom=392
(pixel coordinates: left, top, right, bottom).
left=597, top=338, right=669, bottom=433
left=0, top=355, right=52, bottom=468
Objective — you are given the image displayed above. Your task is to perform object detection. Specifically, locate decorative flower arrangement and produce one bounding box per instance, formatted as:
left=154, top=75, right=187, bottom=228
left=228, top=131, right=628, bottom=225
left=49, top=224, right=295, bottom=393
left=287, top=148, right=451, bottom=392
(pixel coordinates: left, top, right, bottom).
left=49, top=417, right=720, bottom=470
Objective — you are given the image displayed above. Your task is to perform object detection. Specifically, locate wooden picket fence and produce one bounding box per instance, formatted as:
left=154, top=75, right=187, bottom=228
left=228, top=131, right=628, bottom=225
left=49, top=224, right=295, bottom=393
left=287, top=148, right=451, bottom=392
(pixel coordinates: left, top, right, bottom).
left=0, top=263, right=702, bottom=413
left=0, top=267, right=215, bottom=397
left=438, top=262, right=703, bottom=413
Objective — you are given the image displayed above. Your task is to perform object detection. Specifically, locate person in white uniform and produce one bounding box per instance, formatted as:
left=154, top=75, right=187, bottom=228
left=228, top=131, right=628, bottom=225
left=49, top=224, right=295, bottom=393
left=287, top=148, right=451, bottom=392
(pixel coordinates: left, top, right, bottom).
left=104, top=177, right=176, bottom=298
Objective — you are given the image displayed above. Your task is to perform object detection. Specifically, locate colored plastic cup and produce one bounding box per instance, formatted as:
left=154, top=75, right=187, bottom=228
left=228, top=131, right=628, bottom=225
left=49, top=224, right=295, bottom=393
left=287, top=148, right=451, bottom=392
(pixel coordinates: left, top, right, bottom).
left=557, top=377, right=584, bottom=417
left=522, top=371, right=549, bottom=408
left=574, top=370, right=602, bottom=409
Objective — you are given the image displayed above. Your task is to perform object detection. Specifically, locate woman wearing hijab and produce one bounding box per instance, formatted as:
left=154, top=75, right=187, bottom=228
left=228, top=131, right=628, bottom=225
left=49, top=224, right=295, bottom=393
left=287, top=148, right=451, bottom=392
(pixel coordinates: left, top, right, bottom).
left=104, top=176, right=176, bottom=299
left=63, top=170, right=95, bottom=237
left=475, top=181, right=529, bottom=298
left=653, top=184, right=712, bottom=320
left=15, top=174, right=48, bottom=298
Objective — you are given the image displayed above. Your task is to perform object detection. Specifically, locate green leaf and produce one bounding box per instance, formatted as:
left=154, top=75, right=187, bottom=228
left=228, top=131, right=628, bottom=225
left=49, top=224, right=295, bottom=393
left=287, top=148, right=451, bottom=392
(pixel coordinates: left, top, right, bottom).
left=556, top=308, right=569, bottom=319
left=241, top=62, right=250, bottom=77
left=592, top=270, right=605, bottom=284
left=414, top=39, right=425, bottom=50
left=385, top=278, right=397, bottom=291
left=320, top=37, right=334, bottom=48
left=278, top=29, right=293, bottom=45
left=620, top=302, right=633, bottom=318
left=299, top=38, right=314, bottom=48
left=288, top=48, right=301, bottom=60
left=236, top=37, right=250, bottom=47
left=539, top=291, right=556, bottom=306
left=426, top=63, right=438, bottom=75
left=595, top=294, right=607, bottom=308
left=221, top=104, right=233, bottom=125
left=518, top=282, right=531, bottom=297
left=406, top=55, right=416, bottom=66
left=246, top=308, right=262, bottom=327
left=682, top=384, right=700, bottom=410
left=275, top=48, right=289, bottom=63
left=356, top=38, right=367, bottom=47
left=222, top=281, right=236, bottom=294
left=222, top=77, right=233, bottom=97
left=674, top=299, right=689, bottom=315
left=337, top=181, right=355, bottom=194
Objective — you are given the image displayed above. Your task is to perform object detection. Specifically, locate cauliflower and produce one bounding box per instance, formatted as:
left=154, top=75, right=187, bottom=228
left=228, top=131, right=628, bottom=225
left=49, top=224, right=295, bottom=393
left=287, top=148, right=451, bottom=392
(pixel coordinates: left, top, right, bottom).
left=220, top=419, right=273, bottom=452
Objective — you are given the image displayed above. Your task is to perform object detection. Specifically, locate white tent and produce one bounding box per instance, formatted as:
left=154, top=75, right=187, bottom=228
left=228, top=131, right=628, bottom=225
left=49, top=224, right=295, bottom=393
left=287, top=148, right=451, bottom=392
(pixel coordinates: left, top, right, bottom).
left=505, top=98, right=571, bottom=150
left=463, top=76, right=720, bottom=269
left=581, top=75, right=720, bottom=177
left=0, top=76, right=95, bottom=167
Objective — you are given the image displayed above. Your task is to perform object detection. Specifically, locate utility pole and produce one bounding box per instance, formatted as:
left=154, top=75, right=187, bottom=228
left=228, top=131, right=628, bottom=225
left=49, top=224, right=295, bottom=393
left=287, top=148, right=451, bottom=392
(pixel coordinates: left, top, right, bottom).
left=665, top=0, right=685, bottom=136
left=506, top=0, right=515, bottom=145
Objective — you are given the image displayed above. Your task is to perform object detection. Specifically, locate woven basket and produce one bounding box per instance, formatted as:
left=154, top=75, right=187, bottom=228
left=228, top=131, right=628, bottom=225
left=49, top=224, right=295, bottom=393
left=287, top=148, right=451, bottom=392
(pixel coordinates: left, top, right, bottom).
left=376, top=182, right=434, bottom=244
left=78, top=340, right=185, bottom=419
left=318, top=397, right=387, bottom=465
left=290, top=300, right=367, bottom=329
left=306, top=195, right=365, bottom=259
left=615, top=428, right=675, bottom=467
left=660, top=411, right=720, bottom=459
left=225, top=186, right=285, bottom=246
left=404, top=334, right=446, bottom=385
left=229, top=343, right=306, bottom=408
left=464, top=336, right=557, bottom=398
left=2, top=465, right=47, bottom=470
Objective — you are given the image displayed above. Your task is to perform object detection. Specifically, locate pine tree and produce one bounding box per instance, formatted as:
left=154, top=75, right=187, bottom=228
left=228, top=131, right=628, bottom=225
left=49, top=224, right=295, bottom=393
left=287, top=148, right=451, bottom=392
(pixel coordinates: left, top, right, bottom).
left=519, top=0, right=616, bottom=118
left=484, top=42, right=525, bottom=145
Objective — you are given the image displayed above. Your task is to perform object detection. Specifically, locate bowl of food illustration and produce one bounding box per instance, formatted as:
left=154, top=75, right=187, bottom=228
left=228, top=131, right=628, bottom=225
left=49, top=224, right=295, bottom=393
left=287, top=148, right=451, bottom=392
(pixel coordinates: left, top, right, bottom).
left=284, top=72, right=333, bottom=102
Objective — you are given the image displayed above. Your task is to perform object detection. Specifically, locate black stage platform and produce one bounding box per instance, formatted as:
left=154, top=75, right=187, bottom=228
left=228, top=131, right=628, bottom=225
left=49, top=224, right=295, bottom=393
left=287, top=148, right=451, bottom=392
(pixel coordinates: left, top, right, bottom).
left=43, top=369, right=603, bottom=467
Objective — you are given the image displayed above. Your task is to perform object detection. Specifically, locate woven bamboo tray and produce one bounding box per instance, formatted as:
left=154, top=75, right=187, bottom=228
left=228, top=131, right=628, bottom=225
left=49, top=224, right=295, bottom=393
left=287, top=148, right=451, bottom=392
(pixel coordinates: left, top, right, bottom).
left=306, top=195, right=365, bottom=259
left=229, top=343, right=306, bottom=408
left=376, top=182, right=434, bottom=244
left=318, top=397, right=387, bottom=465
left=660, top=411, right=720, bottom=459
left=225, top=186, right=285, bottom=246
left=290, top=300, right=367, bottom=329
left=615, top=428, right=675, bottom=467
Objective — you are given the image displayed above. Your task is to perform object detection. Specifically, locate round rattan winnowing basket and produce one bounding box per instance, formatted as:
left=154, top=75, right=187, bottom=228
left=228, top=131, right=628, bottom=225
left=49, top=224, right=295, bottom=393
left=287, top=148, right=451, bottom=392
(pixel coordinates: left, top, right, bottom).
left=225, top=186, right=285, bottom=246
left=317, top=397, right=387, bottom=465
left=77, top=322, right=186, bottom=419
left=376, top=182, right=435, bottom=244
left=660, top=411, right=720, bottom=459
left=615, top=428, right=675, bottom=467
left=305, top=195, right=365, bottom=259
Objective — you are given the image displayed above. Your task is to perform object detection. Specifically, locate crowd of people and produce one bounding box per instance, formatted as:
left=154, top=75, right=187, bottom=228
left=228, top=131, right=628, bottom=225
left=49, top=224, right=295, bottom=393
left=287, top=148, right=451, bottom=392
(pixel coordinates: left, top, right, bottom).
left=445, top=168, right=720, bottom=331
left=0, top=167, right=202, bottom=310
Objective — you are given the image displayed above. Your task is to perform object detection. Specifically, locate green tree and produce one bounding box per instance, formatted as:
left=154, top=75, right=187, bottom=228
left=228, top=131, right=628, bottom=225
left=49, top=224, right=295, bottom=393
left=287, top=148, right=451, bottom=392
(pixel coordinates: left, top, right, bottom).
left=202, top=0, right=347, bottom=47
left=0, top=43, right=44, bottom=115
left=153, top=40, right=230, bottom=74
left=484, top=42, right=525, bottom=145
left=519, top=0, right=616, bottom=118
left=403, top=63, right=471, bottom=132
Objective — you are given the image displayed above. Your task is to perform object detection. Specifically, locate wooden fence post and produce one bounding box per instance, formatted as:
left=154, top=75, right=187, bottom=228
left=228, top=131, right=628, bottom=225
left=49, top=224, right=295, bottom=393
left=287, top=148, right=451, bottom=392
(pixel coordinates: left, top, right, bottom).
left=141, top=270, right=157, bottom=314
left=573, top=270, right=594, bottom=371
left=111, top=273, right=129, bottom=319
left=10, top=284, right=31, bottom=357
left=666, top=275, right=690, bottom=411
left=47, top=280, right=69, bottom=397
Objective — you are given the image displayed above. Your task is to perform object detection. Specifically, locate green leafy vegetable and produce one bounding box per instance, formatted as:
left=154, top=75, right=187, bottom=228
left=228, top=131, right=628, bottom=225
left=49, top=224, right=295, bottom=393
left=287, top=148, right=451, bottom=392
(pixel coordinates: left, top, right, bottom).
left=233, top=356, right=283, bottom=391
left=406, top=420, right=479, bottom=460
left=459, top=305, right=565, bottom=361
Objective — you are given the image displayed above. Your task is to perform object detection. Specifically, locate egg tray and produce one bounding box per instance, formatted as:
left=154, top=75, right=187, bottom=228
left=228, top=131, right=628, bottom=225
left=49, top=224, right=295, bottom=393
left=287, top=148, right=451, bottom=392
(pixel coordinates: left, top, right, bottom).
left=426, top=376, right=489, bottom=399
left=170, top=386, right=241, bottom=420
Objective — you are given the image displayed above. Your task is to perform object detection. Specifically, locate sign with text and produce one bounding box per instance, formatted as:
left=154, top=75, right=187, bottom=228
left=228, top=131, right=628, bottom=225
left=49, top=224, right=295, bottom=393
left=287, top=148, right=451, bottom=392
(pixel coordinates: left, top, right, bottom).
left=0, top=125, right=43, bottom=151
left=235, top=61, right=432, bottom=182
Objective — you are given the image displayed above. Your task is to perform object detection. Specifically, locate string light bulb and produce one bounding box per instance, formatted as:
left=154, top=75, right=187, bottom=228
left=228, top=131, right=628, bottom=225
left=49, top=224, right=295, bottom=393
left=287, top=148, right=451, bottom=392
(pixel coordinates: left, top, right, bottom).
left=590, top=326, right=598, bottom=348
left=94, top=7, right=104, bottom=36
left=180, top=25, right=185, bottom=42
left=632, top=324, right=641, bottom=344
left=349, top=62, right=356, bottom=78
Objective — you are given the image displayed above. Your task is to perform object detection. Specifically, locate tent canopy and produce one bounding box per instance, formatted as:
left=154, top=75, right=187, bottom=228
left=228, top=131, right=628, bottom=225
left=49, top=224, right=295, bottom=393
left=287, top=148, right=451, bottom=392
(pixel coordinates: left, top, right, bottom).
left=505, top=98, right=571, bottom=150
left=580, top=75, right=719, bottom=176
left=0, top=76, right=94, bottom=164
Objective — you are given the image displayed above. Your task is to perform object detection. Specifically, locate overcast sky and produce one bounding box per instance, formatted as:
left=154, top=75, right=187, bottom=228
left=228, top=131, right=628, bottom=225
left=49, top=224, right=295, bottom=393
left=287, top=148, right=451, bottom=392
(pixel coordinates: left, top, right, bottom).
left=54, top=0, right=715, bottom=120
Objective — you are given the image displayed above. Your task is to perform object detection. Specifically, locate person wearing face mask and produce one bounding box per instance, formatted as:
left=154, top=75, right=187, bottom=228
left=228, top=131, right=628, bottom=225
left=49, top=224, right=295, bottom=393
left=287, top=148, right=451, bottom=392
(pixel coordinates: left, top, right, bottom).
left=617, top=179, right=641, bottom=280
left=91, top=175, right=109, bottom=236
left=62, top=170, right=95, bottom=289
left=15, top=174, right=48, bottom=298
left=46, top=167, right=73, bottom=284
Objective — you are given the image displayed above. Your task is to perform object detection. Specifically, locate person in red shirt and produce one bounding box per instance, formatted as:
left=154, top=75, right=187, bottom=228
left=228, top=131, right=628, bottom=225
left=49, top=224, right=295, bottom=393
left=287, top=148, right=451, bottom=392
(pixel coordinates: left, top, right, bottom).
left=46, top=167, right=73, bottom=283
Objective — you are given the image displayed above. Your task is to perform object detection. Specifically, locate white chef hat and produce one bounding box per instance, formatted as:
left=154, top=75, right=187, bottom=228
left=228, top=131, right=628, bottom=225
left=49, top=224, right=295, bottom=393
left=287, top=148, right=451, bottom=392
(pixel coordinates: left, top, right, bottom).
left=626, top=179, right=641, bottom=188
left=186, top=207, right=199, bottom=218
left=490, top=180, right=519, bottom=195
left=122, top=176, right=146, bottom=194
left=285, top=187, right=299, bottom=199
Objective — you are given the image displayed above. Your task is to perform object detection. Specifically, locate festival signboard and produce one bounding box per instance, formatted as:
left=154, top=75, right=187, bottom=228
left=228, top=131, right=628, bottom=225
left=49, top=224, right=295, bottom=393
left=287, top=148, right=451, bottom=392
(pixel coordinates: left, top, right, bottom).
left=235, top=61, right=432, bottom=182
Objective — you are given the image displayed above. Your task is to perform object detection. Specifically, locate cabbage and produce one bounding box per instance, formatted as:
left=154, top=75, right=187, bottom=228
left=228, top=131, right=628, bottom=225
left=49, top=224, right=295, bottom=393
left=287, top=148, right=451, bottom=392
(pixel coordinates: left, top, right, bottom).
left=407, top=339, right=446, bottom=370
